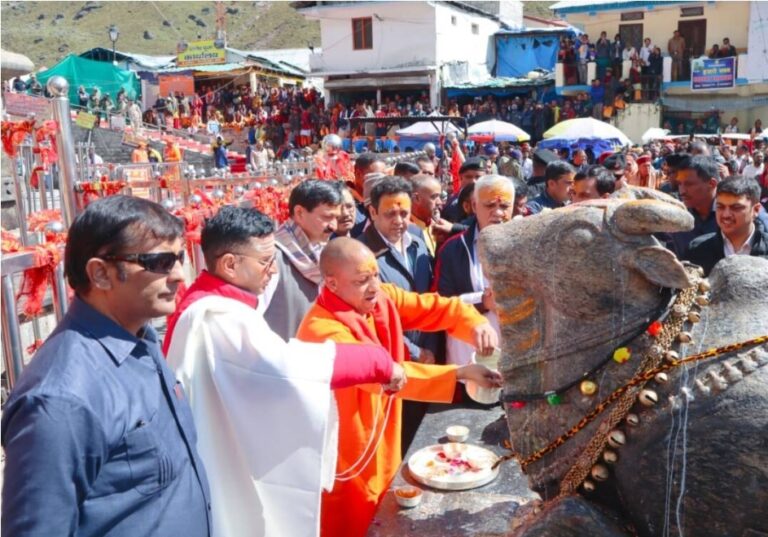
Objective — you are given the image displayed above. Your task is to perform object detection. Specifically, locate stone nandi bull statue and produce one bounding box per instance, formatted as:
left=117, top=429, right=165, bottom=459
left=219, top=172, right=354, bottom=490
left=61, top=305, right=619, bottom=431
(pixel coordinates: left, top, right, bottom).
left=479, top=194, right=768, bottom=537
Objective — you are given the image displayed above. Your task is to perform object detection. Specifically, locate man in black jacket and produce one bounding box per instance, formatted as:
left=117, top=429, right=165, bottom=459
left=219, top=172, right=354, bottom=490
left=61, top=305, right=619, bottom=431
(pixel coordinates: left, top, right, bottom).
left=686, top=176, right=768, bottom=275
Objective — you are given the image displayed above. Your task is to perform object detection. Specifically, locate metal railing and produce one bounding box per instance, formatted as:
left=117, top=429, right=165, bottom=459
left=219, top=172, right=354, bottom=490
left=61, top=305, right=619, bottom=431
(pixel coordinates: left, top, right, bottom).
left=2, top=79, right=432, bottom=391
left=1, top=249, right=68, bottom=388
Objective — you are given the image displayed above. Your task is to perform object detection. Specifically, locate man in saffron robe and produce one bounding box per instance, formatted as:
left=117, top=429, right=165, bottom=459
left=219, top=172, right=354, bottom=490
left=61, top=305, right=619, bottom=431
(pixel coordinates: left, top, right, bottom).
left=163, top=207, right=406, bottom=537
left=296, top=237, right=502, bottom=537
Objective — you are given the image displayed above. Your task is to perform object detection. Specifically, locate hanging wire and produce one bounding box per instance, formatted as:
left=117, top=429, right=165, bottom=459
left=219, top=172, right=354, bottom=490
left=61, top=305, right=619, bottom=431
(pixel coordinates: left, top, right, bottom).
left=149, top=0, right=186, bottom=40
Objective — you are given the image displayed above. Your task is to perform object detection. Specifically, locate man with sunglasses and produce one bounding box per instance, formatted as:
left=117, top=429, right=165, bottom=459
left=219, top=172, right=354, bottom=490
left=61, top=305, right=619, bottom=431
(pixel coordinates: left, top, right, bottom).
left=163, top=206, right=405, bottom=537
left=2, top=196, right=212, bottom=537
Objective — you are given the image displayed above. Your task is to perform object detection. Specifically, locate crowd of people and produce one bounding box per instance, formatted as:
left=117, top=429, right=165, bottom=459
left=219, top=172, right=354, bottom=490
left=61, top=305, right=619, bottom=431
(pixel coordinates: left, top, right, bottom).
left=559, top=30, right=739, bottom=86
left=4, top=119, right=768, bottom=537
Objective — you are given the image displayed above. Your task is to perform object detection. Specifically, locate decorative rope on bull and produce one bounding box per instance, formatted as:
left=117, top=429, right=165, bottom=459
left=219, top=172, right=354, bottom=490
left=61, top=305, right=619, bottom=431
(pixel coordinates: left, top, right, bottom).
left=493, top=265, right=768, bottom=499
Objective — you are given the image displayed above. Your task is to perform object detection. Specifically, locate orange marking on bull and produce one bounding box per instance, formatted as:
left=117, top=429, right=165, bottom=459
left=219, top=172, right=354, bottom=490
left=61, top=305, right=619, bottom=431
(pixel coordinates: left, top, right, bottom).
left=515, top=329, right=541, bottom=352
left=499, top=297, right=537, bottom=324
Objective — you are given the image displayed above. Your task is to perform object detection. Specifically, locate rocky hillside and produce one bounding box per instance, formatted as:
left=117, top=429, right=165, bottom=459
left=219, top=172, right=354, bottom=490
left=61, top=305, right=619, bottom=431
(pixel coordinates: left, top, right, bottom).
left=0, top=1, right=322, bottom=67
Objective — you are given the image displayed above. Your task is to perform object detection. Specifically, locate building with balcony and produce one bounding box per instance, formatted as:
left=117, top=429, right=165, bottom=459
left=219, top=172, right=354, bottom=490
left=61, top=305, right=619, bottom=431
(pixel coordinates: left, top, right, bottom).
left=551, top=0, right=768, bottom=143
left=292, top=1, right=523, bottom=106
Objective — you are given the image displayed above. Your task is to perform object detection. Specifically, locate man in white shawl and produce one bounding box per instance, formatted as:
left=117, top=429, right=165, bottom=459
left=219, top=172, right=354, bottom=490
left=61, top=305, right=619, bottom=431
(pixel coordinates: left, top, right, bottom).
left=163, top=206, right=404, bottom=537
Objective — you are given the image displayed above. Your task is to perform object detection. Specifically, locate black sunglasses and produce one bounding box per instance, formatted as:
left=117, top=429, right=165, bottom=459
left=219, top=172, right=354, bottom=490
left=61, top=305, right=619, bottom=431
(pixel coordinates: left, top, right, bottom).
left=101, top=251, right=186, bottom=274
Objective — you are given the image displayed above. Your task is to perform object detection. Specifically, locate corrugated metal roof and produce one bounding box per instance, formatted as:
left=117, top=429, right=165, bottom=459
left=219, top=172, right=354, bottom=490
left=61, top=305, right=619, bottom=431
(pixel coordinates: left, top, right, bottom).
left=79, top=47, right=175, bottom=70
left=157, top=63, right=251, bottom=74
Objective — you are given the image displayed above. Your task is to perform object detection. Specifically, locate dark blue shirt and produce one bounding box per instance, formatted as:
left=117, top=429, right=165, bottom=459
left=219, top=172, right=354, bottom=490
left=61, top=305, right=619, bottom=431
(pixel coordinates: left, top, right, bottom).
left=527, top=189, right=566, bottom=215
left=1, top=297, right=211, bottom=537
left=669, top=205, right=718, bottom=259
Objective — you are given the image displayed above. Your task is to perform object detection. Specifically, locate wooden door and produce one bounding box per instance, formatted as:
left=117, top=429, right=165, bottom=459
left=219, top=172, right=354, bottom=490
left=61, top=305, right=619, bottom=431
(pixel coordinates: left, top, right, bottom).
left=678, top=19, right=707, bottom=79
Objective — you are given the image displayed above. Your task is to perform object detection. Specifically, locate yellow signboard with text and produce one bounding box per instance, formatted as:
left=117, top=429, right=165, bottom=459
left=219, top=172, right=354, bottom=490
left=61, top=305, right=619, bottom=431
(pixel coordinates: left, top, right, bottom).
left=177, top=40, right=227, bottom=68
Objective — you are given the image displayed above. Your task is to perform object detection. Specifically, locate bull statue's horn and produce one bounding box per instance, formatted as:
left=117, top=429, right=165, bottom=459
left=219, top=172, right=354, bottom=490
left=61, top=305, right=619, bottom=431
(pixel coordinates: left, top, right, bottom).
left=611, top=199, right=694, bottom=235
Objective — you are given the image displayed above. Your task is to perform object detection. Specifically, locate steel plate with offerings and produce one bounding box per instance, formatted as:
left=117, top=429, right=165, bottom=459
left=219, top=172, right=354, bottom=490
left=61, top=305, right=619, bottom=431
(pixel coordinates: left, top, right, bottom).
left=408, top=442, right=500, bottom=490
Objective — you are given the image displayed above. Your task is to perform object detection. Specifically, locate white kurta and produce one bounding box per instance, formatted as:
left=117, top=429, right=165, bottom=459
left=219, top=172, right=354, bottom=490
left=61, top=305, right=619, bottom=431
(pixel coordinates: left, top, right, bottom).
left=166, top=295, right=338, bottom=537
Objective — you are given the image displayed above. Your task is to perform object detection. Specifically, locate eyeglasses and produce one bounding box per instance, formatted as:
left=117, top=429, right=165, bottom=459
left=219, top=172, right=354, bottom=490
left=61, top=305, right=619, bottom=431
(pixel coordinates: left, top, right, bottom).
left=101, top=251, right=185, bottom=274
left=232, top=252, right=277, bottom=273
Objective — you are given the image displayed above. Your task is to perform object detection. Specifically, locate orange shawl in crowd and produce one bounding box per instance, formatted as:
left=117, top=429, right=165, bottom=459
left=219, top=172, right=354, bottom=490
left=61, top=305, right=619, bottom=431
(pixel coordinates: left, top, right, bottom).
left=296, top=284, right=486, bottom=537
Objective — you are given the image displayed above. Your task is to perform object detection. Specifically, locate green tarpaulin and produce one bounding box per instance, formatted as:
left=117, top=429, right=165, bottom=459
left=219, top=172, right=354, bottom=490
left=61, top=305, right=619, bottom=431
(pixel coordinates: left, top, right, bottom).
left=36, top=54, right=140, bottom=106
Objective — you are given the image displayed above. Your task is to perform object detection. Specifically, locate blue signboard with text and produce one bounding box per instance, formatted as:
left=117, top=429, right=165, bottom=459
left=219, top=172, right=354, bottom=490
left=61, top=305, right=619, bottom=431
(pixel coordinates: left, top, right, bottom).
left=691, top=57, right=736, bottom=91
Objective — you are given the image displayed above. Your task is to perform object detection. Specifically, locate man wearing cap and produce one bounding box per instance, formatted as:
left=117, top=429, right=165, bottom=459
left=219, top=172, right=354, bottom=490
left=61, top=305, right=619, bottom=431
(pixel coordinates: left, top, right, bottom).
left=527, top=161, right=576, bottom=214
left=498, top=147, right=523, bottom=180
left=636, top=154, right=658, bottom=189
left=442, top=158, right=484, bottom=222
left=526, top=148, right=559, bottom=198
left=484, top=143, right=500, bottom=174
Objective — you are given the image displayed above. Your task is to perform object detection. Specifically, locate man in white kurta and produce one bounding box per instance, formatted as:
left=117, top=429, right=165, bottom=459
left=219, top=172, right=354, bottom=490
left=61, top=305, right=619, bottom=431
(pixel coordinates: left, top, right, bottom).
left=163, top=207, right=402, bottom=537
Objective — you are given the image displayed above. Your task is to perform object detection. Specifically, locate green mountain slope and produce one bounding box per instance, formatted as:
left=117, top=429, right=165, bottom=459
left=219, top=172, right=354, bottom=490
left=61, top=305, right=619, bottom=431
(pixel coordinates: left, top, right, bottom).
left=1, top=1, right=555, bottom=69
left=0, top=1, right=322, bottom=67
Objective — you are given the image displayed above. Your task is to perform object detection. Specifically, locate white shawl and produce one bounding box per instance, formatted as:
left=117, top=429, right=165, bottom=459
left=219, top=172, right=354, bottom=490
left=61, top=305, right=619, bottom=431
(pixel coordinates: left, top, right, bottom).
left=166, top=295, right=338, bottom=537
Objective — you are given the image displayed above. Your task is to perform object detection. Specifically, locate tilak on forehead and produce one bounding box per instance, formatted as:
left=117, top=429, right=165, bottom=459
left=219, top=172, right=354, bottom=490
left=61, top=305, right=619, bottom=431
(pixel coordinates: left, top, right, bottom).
left=379, top=193, right=412, bottom=213
left=478, top=185, right=514, bottom=204
left=356, top=255, right=379, bottom=274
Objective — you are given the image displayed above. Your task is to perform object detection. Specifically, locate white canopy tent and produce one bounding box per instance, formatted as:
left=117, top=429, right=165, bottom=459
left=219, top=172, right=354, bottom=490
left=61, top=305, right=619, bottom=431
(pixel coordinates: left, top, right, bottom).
left=468, top=119, right=530, bottom=142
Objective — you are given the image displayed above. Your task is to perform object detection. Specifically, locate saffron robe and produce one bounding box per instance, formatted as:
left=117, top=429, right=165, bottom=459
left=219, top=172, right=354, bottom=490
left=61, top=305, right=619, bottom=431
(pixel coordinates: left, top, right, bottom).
left=296, top=284, right=487, bottom=537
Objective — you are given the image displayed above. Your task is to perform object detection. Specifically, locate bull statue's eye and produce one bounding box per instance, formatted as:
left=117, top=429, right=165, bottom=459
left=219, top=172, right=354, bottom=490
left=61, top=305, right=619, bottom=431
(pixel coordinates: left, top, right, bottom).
left=569, top=227, right=594, bottom=247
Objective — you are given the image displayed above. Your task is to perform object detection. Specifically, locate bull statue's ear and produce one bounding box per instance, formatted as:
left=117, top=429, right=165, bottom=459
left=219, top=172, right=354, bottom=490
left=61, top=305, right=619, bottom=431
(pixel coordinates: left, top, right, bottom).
left=620, top=246, right=692, bottom=289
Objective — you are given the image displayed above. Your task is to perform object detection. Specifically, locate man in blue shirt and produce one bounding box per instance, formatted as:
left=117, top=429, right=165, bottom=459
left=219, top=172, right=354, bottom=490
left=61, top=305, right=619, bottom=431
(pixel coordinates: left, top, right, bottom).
left=527, top=160, right=576, bottom=214
left=2, top=195, right=211, bottom=537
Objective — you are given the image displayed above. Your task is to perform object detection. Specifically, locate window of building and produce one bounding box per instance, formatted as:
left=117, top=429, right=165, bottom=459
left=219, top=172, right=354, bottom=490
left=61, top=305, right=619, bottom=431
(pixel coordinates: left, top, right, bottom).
left=352, top=17, right=373, bottom=50
left=471, top=23, right=479, bottom=34
left=451, top=15, right=457, bottom=25
left=621, top=11, right=644, bottom=21
left=680, top=6, right=704, bottom=17
left=619, top=23, right=644, bottom=51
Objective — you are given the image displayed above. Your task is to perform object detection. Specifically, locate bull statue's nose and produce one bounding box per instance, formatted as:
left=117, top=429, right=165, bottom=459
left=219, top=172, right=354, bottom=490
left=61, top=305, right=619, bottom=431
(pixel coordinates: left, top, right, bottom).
left=611, top=199, right=694, bottom=235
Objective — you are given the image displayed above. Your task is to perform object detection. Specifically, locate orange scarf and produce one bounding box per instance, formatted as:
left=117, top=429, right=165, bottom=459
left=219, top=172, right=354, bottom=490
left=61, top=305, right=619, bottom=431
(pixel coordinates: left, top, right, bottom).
left=316, top=286, right=406, bottom=363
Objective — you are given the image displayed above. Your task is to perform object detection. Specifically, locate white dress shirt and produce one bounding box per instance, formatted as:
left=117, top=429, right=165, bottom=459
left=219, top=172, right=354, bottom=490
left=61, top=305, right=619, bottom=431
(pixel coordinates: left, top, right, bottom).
left=723, top=225, right=755, bottom=257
